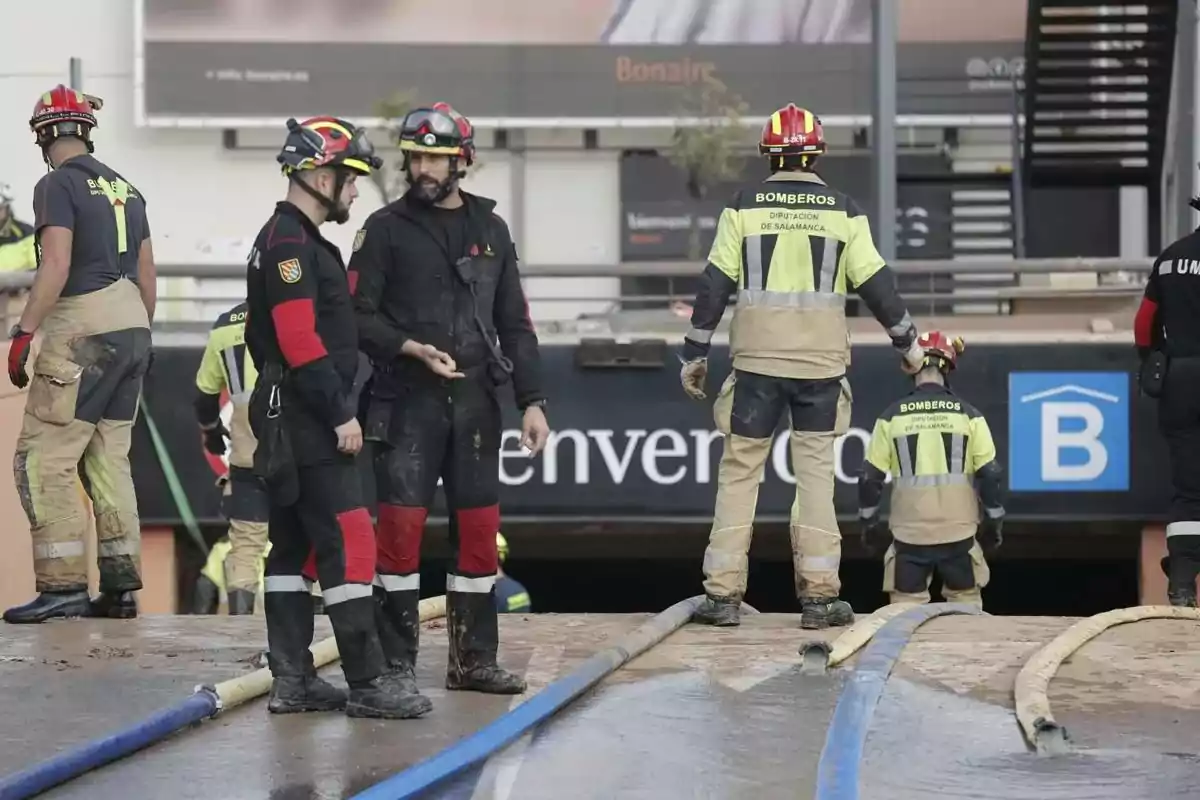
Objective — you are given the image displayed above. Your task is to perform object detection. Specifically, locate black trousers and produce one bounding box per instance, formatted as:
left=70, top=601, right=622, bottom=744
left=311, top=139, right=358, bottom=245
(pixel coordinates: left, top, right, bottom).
left=263, top=455, right=384, bottom=685
left=373, top=377, right=502, bottom=590
left=1160, top=356, right=1200, bottom=589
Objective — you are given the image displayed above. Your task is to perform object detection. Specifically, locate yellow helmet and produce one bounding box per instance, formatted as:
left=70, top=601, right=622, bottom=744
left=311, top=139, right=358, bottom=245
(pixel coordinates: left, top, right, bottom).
left=497, top=531, right=509, bottom=563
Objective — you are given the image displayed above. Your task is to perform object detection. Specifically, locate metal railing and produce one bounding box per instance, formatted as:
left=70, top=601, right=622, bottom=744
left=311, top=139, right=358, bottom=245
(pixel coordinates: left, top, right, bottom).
left=0, top=257, right=1150, bottom=335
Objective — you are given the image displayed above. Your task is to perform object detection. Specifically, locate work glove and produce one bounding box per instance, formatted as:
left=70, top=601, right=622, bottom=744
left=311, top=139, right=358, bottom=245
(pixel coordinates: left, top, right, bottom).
left=7, top=326, right=33, bottom=389
left=977, top=516, right=1003, bottom=555
left=896, top=337, right=925, bottom=376
left=201, top=420, right=230, bottom=456
left=680, top=357, right=708, bottom=400
left=860, top=515, right=893, bottom=556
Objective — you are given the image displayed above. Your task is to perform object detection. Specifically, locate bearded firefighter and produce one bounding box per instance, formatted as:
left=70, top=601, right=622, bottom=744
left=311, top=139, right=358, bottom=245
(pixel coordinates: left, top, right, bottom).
left=350, top=102, right=547, bottom=702
left=681, top=103, right=925, bottom=630
left=5, top=86, right=155, bottom=624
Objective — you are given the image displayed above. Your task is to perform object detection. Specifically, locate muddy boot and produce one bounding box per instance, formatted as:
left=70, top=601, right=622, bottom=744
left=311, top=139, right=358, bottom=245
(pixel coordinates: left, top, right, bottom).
left=374, top=586, right=428, bottom=701
left=345, top=672, right=433, bottom=719
left=3, top=590, right=93, bottom=624
left=193, top=576, right=219, bottom=614
left=90, top=591, right=138, bottom=619
left=269, top=670, right=348, bottom=714
left=445, top=585, right=526, bottom=695
left=266, top=588, right=344, bottom=713
left=1163, top=556, right=1199, bottom=607
left=692, top=595, right=740, bottom=626
left=227, top=589, right=256, bottom=615
left=800, top=597, right=855, bottom=630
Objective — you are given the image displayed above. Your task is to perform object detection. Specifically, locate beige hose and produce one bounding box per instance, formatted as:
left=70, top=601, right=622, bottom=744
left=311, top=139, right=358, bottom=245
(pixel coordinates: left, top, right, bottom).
left=210, top=595, right=447, bottom=711
left=1014, top=604, right=1200, bottom=755
left=800, top=602, right=922, bottom=674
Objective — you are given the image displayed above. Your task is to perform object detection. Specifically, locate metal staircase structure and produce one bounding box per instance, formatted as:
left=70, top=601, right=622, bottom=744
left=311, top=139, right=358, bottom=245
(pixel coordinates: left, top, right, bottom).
left=1021, top=0, right=1178, bottom=248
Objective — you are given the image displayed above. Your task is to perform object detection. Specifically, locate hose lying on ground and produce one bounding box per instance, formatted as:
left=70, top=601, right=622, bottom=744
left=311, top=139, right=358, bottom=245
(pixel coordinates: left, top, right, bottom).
left=348, top=594, right=713, bottom=800
left=814, top=603, right=987, bottom=800
left=1013, top=604, right=1200, bottom=756
left=0, top=596, right=447, bottom=800
left=800, top=602, right=922, bottom=674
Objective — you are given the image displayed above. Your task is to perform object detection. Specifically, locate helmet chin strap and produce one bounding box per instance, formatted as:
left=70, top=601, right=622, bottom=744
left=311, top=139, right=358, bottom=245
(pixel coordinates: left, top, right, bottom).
left=290, top=168, right=351, bottom=224
left=404, top=154, right=466, bottom=205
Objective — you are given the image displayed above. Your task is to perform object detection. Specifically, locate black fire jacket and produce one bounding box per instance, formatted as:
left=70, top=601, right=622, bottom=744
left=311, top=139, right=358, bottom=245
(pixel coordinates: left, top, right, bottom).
left=348, top=190, right=544, bottom=410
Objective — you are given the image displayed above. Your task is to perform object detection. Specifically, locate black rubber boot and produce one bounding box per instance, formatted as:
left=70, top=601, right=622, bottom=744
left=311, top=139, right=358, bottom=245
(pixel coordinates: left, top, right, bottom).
left=3, top=590, right=93, bottom=624
left=692, top=595, right=741, bottom=626
left=90, top=591, right=138, bottom=619
left=345, top=673, right=433, bottom=719
left=266, top=590, right=346, bottom=713
left=800, top=597, right=855, bottom=630
left=374, top=586, right=428, bottom=702
left=446, top=587, right=526, bottom=695
left=227, top=589, right=256, bottom=615
left=193, top=577, right=219, bottom=614
left=1163, top=555, right=1199, bottom=607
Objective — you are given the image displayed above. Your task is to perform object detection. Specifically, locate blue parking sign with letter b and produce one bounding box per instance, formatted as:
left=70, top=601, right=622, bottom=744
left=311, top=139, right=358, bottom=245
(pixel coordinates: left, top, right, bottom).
left=1007, top=372, right=1129, bottom=492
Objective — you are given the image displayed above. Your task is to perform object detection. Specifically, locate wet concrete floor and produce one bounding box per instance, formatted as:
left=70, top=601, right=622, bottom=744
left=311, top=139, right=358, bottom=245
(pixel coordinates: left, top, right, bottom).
left=0, top=612, right=1196, bottom=799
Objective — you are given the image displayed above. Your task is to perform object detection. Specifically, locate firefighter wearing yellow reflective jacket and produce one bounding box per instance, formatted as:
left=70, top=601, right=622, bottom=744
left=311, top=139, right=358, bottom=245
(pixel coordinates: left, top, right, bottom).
left=682, top=103, right=925, bottom=631
left=857, top=332, right=1005, bottom=609
left=194, top=536, right=273, bottom=615
left=0, top=184, right=36, bottom=274
left=194, top=301, right=271, bottom=615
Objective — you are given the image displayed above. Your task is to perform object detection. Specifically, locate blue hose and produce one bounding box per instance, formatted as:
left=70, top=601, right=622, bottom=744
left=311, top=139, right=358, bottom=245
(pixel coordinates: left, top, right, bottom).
left=0, top=688, right=219, bottom=800
left=349, top=595, right=704, bottom=800
left=814, top=603, right=987, bottom=800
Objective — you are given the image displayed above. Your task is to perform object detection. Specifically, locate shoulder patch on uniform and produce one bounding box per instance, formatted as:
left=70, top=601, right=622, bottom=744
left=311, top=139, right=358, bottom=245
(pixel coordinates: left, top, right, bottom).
left=278, top=258, right=302, bottom=284
left=352, top=228, right=366, bottom=252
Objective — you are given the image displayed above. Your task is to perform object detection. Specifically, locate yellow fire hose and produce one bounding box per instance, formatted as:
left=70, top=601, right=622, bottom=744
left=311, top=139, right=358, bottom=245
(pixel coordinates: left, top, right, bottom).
left=1013, top=604, right=1200, bottom=755
left=800, top=602, right=923, bottom=674
left=208, top=595, right=447, bottom=711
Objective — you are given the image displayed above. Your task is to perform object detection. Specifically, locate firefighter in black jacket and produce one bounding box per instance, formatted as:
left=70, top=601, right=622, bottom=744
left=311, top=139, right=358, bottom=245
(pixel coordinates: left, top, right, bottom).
left=1135, top=203, right=1200, bottom=607
left=350, top=102, right=548, bottom=699
left=245, top=116, right=430, bottom=720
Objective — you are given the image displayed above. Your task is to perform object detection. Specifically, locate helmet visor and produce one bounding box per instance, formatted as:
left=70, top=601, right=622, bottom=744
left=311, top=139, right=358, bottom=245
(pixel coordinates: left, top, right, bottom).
left=342, top=126, right=383, bottom=174
left=398, top=109, right=463, bottom=153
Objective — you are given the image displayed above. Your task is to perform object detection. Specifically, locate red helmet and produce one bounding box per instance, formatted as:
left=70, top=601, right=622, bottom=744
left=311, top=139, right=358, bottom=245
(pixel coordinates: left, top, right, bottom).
left=30, top=84, right=102, bottom=152
left=277, top=116, right=382, bottom=176
left=397, top=102, right=476, bottom=166
left=917, top=331, right=966, bottom=372
left=759, top=103, right=826, bottom=159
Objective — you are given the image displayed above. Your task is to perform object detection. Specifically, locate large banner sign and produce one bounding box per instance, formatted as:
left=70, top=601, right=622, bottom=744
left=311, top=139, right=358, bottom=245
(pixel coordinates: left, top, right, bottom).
left=138, top=0, right=1026, bottom=124
left=132, top=341, right=1167, bottom=526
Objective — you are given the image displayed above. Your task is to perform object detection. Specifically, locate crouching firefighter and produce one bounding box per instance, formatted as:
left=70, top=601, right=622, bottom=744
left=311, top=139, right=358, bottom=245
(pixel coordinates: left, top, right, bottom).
left=682, top=103, right=926, bottom=630
left=350, top=102, right=549, bottom=698
left=5, top=86, right=155, bottom=624
left=857, top=332, right=1005, bottom=609
left=245, top=115, right=430, bottom=719
left=193, top=301, right=269, bottom=615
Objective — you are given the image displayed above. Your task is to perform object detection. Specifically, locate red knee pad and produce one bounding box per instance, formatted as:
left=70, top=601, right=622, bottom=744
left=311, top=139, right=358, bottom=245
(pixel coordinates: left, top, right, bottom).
left=336, top=508, right=376, bottom=584
left=301, top=549, right=317, bottom=582
left=377, top=504, right=427, bottom=574
left=456, top=504, right=500, bottom=576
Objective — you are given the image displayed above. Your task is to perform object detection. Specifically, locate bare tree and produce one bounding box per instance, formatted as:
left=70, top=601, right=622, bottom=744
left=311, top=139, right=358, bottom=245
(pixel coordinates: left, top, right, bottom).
left=369, top=90, right=416, bottom=203
left=667, top=78, right=750, bottom=261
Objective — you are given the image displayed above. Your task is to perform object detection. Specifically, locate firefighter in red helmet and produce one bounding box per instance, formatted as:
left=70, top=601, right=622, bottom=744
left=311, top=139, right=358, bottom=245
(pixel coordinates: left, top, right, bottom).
left=350, top=102, right=546, bottom=701
left=244, top=116, right=431, bottom=719
left=682, top=102, right=925, bottom=629
left=4, top=85, right=155, bottom=624
left=858, top=332, right=1005, bottom=610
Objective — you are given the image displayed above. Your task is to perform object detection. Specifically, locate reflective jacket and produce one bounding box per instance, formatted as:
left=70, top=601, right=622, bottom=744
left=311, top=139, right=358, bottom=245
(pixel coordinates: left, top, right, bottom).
left=195, top=302, right=258, bottom=469
left=858, top=382, right=1005, bottom=545
left=682, top=171, right=915, bottom=379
